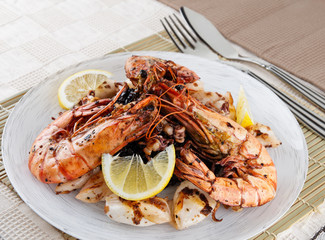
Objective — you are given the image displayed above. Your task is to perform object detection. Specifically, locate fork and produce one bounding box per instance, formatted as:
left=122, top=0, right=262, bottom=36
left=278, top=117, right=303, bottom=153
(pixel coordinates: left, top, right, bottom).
left=161, top=14, right=325, bottom=138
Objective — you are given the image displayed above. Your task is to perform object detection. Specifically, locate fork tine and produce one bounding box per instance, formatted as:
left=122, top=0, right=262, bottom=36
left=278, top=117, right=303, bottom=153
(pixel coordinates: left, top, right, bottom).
left=161, top=14, right=219, bottom=60
left=172, top=13, right=197, bottom=44
left=168, top=15, right=195, bottom=49
left=161, top=17, right=186, bottom=52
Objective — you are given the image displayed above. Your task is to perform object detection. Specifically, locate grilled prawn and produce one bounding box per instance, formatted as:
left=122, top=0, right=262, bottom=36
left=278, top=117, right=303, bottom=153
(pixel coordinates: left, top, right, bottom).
left=125, top=55, right=200, bottom=86
left=160, top=84, right=277, bottom=207
left=28, top=93, right=159, bottom=184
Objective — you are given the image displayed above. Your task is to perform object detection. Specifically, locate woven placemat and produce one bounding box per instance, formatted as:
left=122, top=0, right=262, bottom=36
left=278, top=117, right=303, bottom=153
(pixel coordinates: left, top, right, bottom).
left=0, top=32, right=324, bottom=240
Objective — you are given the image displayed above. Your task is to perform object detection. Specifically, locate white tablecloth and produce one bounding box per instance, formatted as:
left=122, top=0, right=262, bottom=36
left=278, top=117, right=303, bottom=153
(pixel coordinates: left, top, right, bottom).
left=0, top=0, right=324, bottom=239
left=0, top=0, right=172, bottom=101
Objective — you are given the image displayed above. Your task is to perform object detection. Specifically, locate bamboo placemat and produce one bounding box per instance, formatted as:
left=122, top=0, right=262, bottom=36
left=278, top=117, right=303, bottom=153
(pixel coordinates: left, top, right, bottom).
left=0, top=32, right=324, bottom=240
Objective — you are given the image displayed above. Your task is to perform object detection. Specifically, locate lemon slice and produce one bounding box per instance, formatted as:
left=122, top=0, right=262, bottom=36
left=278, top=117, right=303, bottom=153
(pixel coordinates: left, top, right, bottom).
left=102, top=145, right=176, bottom=200
left=58, top=69, right=113, bottom=109
left=236, top=86, right=254, bottom=128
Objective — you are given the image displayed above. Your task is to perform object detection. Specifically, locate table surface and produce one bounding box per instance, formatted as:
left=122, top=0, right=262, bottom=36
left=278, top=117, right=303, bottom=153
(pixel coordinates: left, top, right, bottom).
left=0, top=0, right=324, bottom=239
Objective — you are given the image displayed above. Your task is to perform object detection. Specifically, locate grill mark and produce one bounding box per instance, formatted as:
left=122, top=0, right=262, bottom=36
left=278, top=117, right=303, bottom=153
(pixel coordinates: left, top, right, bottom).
left=180, top=187, right=213, bottom=216
left=119, top=197, right=144, bottom=225
left=147, top=198, right=167, bottom=212
left=199, top=193, right=213, bottom=216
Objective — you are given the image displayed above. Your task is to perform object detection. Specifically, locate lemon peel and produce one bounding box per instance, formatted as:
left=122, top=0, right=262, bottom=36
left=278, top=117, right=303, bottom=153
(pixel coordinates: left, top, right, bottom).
left=58, top=69, right=113, bottom=110
left=102, top=145, right=175, bottom=201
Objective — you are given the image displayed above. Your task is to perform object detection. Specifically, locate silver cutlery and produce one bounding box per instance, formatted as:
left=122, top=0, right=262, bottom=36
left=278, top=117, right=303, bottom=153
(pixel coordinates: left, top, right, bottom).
left=180, top=6, right=325, bottom=112
left=161, top=14, right=325, bottom=138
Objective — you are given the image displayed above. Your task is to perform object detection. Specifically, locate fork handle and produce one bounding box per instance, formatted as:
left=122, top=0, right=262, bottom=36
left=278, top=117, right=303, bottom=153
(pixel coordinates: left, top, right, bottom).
left=245, top=70, right=325, bottom=139
left=264, top=64, right=325, bottom=111
left=233, top=57, right=325, bottom=111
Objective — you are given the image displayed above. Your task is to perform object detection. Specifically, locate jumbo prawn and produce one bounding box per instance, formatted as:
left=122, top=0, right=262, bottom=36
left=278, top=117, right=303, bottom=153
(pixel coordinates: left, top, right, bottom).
left=28, top=91, right=160, bottom=184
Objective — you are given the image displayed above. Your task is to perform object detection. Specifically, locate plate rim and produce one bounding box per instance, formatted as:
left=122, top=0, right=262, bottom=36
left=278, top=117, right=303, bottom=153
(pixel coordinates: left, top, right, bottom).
left=2, top=51, right=309, bottom=240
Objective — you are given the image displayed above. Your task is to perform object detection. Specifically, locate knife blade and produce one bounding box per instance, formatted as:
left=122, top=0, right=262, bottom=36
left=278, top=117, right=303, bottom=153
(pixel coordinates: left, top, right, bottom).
left=180, top=6, right=238, bottom=59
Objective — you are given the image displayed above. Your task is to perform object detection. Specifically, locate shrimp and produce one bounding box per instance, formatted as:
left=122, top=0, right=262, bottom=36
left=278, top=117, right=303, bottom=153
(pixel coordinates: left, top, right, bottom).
left=159, top=83, right=277, bottom=207
left=125, top=55, right=200, bottom=91
left=28, top=94, right=160, bottom=184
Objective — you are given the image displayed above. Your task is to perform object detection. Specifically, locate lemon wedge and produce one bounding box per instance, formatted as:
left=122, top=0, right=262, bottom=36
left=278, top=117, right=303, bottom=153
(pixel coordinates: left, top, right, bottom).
left=102, top=145, right=176, bottom=201
left=58, top=69, right=113, bottom=109
left=236, top=86, right=254, bottom=128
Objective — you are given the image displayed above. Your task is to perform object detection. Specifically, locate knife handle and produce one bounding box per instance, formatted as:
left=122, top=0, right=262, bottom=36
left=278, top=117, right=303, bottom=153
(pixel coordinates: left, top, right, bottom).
left=265, top=64, right=325, bottom=111
left=245, top=70, right=325, bottom=139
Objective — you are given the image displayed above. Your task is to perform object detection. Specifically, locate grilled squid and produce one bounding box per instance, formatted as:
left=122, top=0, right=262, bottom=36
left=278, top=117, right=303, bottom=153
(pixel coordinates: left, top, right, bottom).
left=173, top=181, right=217, bottom=230
left=75, top=171, right=112, bottom=203
left=105, top=194, right=171, bottom=226
left=246, top=123, right=282, bottom=148
left=55, top=167, right=100, bottom=194
left=187, top=80, right=236, bottom=120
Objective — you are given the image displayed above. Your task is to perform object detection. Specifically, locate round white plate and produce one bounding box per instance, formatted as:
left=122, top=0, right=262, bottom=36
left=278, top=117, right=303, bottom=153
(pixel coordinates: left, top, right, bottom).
left=2, top=52, right=308, bottom=240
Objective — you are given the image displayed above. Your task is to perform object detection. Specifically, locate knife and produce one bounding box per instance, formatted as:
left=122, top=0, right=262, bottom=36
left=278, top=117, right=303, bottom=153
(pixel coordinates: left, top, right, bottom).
left=180, top=6, right=325, bottom=111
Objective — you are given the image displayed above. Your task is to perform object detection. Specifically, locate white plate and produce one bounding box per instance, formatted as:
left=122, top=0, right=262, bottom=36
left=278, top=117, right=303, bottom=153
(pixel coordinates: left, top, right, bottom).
left=2, top=52, right=308, bottom=240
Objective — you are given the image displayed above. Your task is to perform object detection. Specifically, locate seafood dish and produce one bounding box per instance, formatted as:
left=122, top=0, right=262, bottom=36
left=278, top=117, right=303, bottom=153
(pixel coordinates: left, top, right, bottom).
left=28, top=55, right=281, bottom=230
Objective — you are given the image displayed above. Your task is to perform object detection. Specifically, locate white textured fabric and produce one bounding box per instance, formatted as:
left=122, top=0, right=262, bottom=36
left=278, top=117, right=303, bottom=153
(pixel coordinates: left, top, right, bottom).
left=277, top=199, right=325, bottom=240
left=0, top=0, right=175, bottom=101
left=0, top=182, right=63, bottom=240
